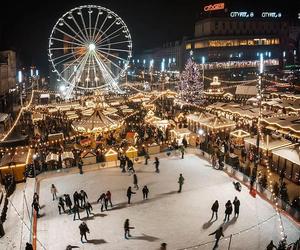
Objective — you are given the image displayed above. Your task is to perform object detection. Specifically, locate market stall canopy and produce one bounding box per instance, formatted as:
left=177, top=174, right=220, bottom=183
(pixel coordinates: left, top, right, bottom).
left=46, top=153, right=59, bottom=162
left=199, top=116, right=236, bottom=130
left=244, top=135, right=292, bottom=151
left=230, top=129, right=250, bottom=138
left=262, top=116, right=300, bottom=135
left=72, top=107, right=121, bottom=133
left=186, top=112, right=214, bottom=123
left=272, top=145, right=300, bottom=166
left=0, top=149, right=30, bottom=167
left=61, top=151, right=74, bottom=161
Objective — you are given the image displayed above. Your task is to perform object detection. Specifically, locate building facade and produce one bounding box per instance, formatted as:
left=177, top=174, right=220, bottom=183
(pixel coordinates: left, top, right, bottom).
left=0, top=50, right=16, bottom=95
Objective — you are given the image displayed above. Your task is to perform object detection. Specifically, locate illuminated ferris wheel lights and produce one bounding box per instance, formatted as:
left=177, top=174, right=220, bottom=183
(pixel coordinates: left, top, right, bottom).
left=49, top=5, right=132, bottom=92
left=88, top=43, right=96, bottom=51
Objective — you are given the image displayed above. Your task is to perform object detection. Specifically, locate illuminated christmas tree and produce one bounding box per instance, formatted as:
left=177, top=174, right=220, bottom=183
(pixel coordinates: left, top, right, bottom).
left=180, top=58, right=204, bottom=103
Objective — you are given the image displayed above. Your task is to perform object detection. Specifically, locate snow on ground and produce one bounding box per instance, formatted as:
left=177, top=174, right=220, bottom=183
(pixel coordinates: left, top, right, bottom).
left=36, top=154, right=300, bottom=250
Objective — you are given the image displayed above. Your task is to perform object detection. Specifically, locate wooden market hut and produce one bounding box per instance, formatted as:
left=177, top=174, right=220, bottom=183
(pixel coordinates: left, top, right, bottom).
left=170, top=128, right=192, bottom=145
left=0, top=148, right=32, bottom=183
left=105, top=149, right=118, bottom=162
left=125, top=146, right=138, bottom=159
left=81, top=150, right=96, bottom=165
left=61, top=151, right=75, bottom=168
left=271, top=145, right=300, bottom=185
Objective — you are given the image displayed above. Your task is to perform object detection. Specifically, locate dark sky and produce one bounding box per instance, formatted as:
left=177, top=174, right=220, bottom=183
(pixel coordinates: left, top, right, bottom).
left=0, top=0, right=299, bottom=75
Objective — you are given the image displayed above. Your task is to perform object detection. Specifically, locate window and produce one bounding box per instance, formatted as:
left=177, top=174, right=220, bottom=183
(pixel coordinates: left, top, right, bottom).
left=185, top=43, right=191, bottom=50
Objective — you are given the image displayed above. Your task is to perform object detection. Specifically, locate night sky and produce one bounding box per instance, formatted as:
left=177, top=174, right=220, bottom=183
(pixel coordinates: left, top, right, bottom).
left=0, top=0, right=299, bottom=75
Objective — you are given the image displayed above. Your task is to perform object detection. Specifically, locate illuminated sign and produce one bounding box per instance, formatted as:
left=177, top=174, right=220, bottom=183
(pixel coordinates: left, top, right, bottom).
left=204, top=3, right=225, bottom=12
left=261, top=12, right=282, bottom=18
left=230, top=12, right=254, bottom=18
left=298, top=13, right=300, bottom=19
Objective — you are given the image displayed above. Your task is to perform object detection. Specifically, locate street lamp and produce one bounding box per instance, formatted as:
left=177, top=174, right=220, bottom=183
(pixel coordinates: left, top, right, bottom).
left=18, top=70, right=23, bottom=107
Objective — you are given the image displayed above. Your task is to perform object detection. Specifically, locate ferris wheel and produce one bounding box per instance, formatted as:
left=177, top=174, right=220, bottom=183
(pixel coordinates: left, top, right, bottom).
left=48, top=5, right=132, bottom=93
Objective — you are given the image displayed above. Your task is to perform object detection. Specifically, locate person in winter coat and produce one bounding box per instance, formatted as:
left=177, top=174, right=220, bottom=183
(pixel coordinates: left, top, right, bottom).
left=32, top=200, right=41, bottom=217
left=73, top=203, right=80, bottom=220
left=124, top=219, right=134, bottom=239
left=64, top=194, right=72, bottom=214
left=58, top=197, right=65, bottom=214
left=51, top=184, right=58, bottom=200
left=178, top=174, right=184, bottom=193
left=209, top=226, right=224, bottom=249
left=180, top=145, right=185, bottom=159
left=224, top=200, right=233, bottom=222
left=79, top=221, right=89, bottom=243
left=80, top=190, right=88, bottom=207
left=84, top=201, right=93, bottom=217
left=142, top=185, right=149, bottom=200
left=73, top=191, right=80, bottom=206
left=266, top=240, right=277, bottom=250
left=33, top=192, right=39, bottom=203
left=133, top=174, right=139, bottom=190
left=144, top=152, right=150, bottom=165
left=233, top=197, right=240, bottom=217
left=211, top=200, right=219, bottom=220
left=25, top=242, right=33, bottom=250
left=97, top=193, right=107, bottom=212
left=127, top=186, right=136, bottom=204
left=106, top=190, right=113, bottom=207
left=154, top=157, right=160, bottom=173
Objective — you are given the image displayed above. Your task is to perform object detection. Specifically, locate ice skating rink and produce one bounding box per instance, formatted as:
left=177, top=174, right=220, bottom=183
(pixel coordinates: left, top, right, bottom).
left=36, top=154, right=300, bottom=250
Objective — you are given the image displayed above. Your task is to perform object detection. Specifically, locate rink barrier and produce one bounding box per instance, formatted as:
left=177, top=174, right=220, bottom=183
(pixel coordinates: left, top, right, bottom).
left=223, top=163, right=300, bottom=223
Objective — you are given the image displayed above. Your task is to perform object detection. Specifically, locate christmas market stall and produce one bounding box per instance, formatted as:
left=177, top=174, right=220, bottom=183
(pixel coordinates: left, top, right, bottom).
left=45, top=152, right=60, bottom=170
left=0, top=148, right=32, bottom=183
left=61, top=151, right=74, bottom=168
left=198, top=116, right=236, bottom=133
left=104, top=149, right=118, bottom=162
left=125, top=146, right=138, bottom=159
left=81, top=150, right=96, bottom=165
left=230, top=129, right=251, bottom=147
left=271, top=145, right=300, bottom=185
left=147, top=143, right=161, bottom=155
left=170, top=128, right=191, bottom=145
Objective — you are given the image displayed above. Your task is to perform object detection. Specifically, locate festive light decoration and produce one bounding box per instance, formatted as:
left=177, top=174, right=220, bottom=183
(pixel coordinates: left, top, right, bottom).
left=180, top=58, right=204, bottom=103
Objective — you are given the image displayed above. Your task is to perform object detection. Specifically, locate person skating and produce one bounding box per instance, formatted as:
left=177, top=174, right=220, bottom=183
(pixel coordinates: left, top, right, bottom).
left=32, top=200, right=41, bottom=218
left=160, top=242, right=167, bottom=250
left=97, top=193, right=107, bottom=212
left=58, top=197, right=65, bottom=214
left=73, top=203, right=81, bottom=221
left=211, top=200, right=219, bottom=220
left=64, top=194, right=72, bottom=214
left=178, top=173, right=184, bottom=193
left=233, top=181, right=242, bottom=192
left=80, top=190, right=88, bottom=207
left=79, top=221, right=89, bottom=243
left=78, top=159, right=83, bottom=174
left=33, top=192, right=39, bottom=203
left=127, top=186, right=136, bottom=204
left=106, top=190, right=113, bottom=207
left=25, top=242, right=33, bottom=250
left=209, top=226, right=224, bottom=249
left=73, top=191, right=80, bottom=206
left=124, top=219, right=134, bottom=239
left=120, top=156, right=126, bottom=172
left=180, top=146, right=185, bottom=159
left=233, top=197, right=240, bottom=217
left=266, top=240, right=277, bottom=250
left=133, top=173, right=139, bottom=190
left=144, top=152, right=149, bottom=165
left=51, top=184, right=58, bottom=200
left=224, top=200, right=233, bottom=222
left=154, top=157, right=160, bottom=173
left=142, top=185, right=149, bottom=200
left=84, top=201, right=93, bottom=217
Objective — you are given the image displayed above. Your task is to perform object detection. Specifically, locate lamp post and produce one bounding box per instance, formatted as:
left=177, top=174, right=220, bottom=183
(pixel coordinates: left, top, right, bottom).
left=202, top=56, right=205, bottom=85
left=18, top=70, right=23, bottom=107
left=252, top=53, right=264, bottom=191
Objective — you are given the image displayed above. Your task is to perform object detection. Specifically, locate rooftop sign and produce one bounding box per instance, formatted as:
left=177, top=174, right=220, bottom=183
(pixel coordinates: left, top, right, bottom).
left=204, top=3, right=225, bottom=12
